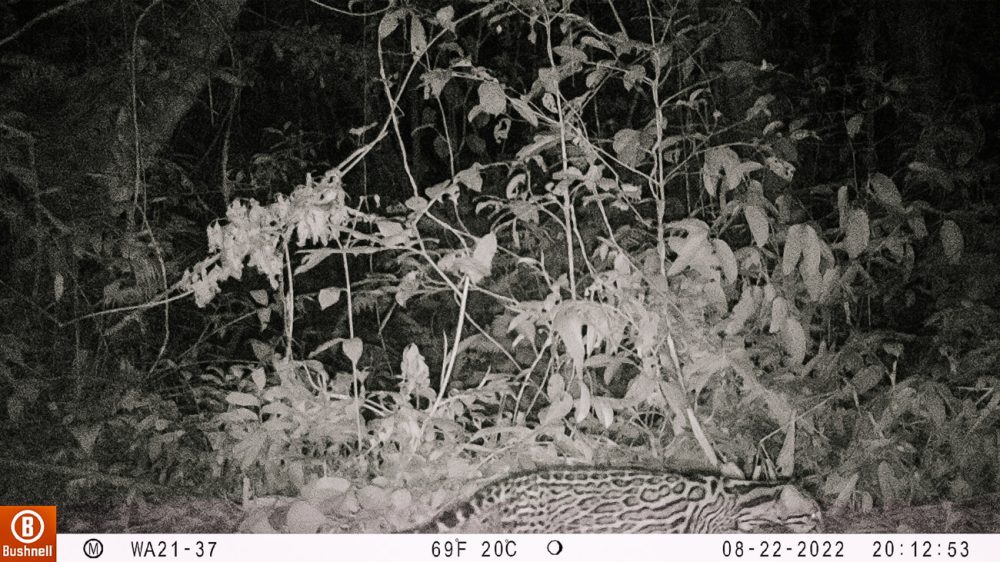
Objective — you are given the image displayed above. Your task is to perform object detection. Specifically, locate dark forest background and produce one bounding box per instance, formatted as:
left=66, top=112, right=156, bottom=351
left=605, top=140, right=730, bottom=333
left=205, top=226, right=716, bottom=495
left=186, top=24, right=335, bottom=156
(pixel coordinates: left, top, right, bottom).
left=2, top=0, right=1000, bottom=532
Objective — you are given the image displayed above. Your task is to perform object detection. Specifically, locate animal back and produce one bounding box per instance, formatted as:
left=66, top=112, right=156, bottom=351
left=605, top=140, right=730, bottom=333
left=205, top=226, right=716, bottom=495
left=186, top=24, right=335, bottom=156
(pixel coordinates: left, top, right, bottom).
left=402, top=467, right=822, bottom=534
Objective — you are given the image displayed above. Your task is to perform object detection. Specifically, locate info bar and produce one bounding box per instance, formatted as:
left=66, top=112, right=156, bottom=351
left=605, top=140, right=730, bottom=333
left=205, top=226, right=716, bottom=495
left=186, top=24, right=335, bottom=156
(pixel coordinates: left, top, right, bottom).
left=53, top=533, right=990, bottom=562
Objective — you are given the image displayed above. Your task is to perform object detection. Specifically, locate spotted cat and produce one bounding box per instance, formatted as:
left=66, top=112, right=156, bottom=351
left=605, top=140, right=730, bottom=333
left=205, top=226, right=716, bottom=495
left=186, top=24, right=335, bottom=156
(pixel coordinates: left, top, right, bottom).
left=403, top=466, right=822, bottom=533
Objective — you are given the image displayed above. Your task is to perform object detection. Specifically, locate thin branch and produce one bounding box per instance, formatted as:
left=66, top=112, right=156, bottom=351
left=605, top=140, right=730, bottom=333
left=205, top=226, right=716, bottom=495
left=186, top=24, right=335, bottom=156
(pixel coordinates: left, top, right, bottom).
left=307, top=0, right=388, bottom=18
left=0, top=0, right=96, bottom=50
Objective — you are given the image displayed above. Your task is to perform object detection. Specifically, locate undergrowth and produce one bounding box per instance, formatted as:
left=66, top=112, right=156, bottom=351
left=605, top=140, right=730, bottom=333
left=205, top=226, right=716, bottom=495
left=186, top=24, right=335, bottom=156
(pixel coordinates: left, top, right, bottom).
left=3, top=0, right=998, bottom=529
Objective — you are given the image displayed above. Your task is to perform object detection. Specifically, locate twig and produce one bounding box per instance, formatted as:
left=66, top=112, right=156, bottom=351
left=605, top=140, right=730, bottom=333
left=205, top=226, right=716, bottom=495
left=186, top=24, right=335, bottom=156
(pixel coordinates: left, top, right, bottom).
left=0, top=0, right=96, bottom=50
left=307, top=0, right=388, bottom=18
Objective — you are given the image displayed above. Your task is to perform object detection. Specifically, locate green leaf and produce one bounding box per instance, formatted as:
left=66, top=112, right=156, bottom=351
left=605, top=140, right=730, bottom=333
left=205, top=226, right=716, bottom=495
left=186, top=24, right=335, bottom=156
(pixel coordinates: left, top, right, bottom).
left=831, top=473, right=860, bottom=513
left=435, top=6, right=455, bottom=30
left=846, top=114, right=864, bottom=138
left=623, top=374, right=656, bottom=407
left=667, top=231, right=712, bottom=277
left=375, top=219, right=404, bottom=237
left=553, top=309, right=585, bottom=377
left=592, top=397, right=614, bottom=428
left=378, top=9, right=405, bottom=39
left=850, top=366, right=882, bottom=395
left=409, top=17, right=427, bottom=54
left=250, top=339, right=272, bottom=361
left=53, top=272, right=64, bottom=302
left=799, top=225, right=822, bottom=279
left=455, top=164, right=483, bottom=192
left=702, top=146, right=739, bottom=196
left=358, top=485, right=390, bottom=510
left=907, top=212, right=928, bottom=238
left=507, top=98, right=537, bottom=128
left=780, top=317, right=806, bottom=365
left=399, top=343, right=430, bottom=394
left=318, top=287, right=341, bottom=310
left=553, top=45, right=587, bottom=64
left=870, top=173, right=902, bottom=208
left=713, top=238, right=737, bottom=283
left=769, top=296, right=788, bottom=334
left=404, top=196, right=428, bottom=212
left=940, top=220, right=963, bottom=264
left=612, top=128, right=640, bottom=166
left=477, top=81, right=506, bottom=116
left=249, top=289, right=269, bottom=306
left=765, top=156, right=795, bottom=181
left=725, top=286, right=757, bottom=336
left=70, top=423, right=103, bottom=457
left=782, top=224, right=804, bottom=274
left=744, top=204, right=769, bottom=247
left=622, top=65, right=646, bottom=91
left=845, top=209, right=870, bottom=259
left=539, top=394, right=573, bottom=426
left=251, top=367, right=266, bottom=391
left=343, top=337, right=363, bottom=364
left=574, top=381, right=591, bottom=423
left=837, top=185, right=850, bottom=230
left=226, top=392, right=260, bottom=408
left=218, top=408, right=257, bottom=423
left=579, top=35, right=611, bottom=52
left=776, top=415, right=796, bottom=476
left=286, top=501, right=326, bottom=533
left=469, top=232, right=497, bottom=283
left=547, top=373, right=566, bottom=397
left=234, top=431, right=267, bottom=469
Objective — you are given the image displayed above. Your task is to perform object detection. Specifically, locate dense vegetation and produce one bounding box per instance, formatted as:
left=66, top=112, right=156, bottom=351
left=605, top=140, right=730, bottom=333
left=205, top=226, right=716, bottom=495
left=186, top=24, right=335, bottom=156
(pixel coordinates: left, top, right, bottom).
left=1, top=0, right=998, bottom=531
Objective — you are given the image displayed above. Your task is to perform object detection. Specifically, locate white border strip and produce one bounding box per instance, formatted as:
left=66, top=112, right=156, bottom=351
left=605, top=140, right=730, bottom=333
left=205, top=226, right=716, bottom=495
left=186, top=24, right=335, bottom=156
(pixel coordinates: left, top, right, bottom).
left=56, top=533, right=989, bottom=562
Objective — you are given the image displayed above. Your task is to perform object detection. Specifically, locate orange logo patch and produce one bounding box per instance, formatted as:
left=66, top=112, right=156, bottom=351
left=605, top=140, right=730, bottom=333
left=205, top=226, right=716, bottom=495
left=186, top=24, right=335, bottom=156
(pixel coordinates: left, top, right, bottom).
left=0, top=506, right=56, bottom=561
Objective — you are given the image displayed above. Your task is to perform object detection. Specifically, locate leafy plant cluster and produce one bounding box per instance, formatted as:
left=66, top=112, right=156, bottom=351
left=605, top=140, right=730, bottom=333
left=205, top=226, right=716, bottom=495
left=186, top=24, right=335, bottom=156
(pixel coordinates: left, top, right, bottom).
left=147, top=1, right=997, bottom=524
left=4, top=0, right=998, bottom=526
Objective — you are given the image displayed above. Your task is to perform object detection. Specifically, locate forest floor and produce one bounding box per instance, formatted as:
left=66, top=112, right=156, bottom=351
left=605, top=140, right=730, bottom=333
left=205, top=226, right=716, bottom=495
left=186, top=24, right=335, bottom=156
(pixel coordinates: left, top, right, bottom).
left=50, top=494, right=1000, bottom=533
